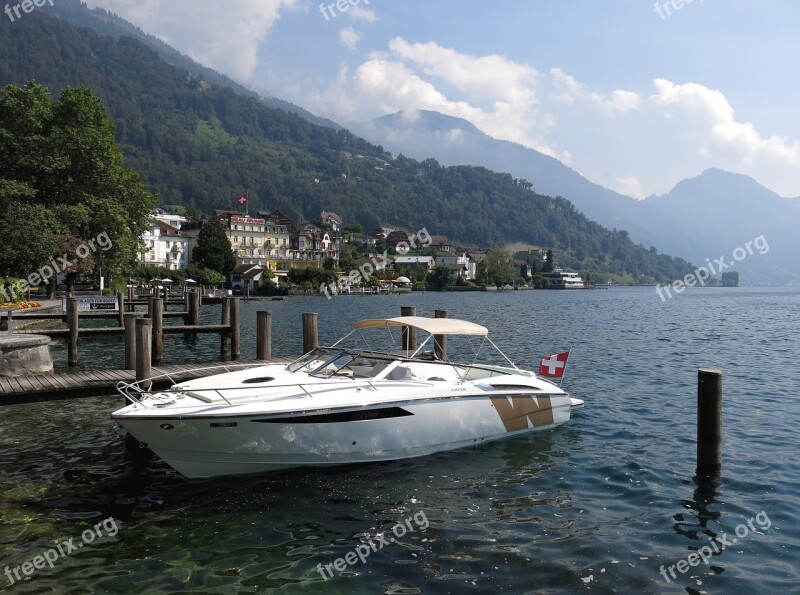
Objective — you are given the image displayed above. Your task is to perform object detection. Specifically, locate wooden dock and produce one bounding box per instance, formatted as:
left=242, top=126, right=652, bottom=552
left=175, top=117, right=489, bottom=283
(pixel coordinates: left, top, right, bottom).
left=0, top=360, right=271, bottom=405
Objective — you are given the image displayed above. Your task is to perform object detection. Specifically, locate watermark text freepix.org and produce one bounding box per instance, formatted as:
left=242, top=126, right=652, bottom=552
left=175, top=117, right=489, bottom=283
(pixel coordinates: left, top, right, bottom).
left=0, top=231, right=113, bottom=303
left=4, top=0, right=54, bottom=23
left=319, top=0, right=368, bottom=21
left=4, top=517, right=120, bottom=586
left=320, top=227, right=432, bottom=299
left=655, top=234, right=768, bottom=302
left=659, top=510, right=770, bottom=583
left=654, top=0, right=705, bottom=20
left=316, top=510, right=429, bottom=580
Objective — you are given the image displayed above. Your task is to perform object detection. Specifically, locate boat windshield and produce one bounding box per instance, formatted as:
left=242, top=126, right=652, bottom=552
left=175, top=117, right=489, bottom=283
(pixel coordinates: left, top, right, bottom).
left=287, top=349, right=358, bottom=378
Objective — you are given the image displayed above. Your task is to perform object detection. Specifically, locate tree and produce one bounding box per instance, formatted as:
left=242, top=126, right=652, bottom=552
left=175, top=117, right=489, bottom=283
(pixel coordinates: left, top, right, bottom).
left=542, top=249, right=555, bottom=273
left=482, top=248, right=516, bottom=286
left=192, top=216, right=235, bottom=275
left=0, top=82, right=156, bottom=285
left=199, top=268, right=225, bottom=286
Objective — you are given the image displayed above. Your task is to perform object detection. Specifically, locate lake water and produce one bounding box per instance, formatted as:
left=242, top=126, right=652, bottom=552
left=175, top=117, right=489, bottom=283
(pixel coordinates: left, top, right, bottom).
left=2, top=288, right=798, bottom=593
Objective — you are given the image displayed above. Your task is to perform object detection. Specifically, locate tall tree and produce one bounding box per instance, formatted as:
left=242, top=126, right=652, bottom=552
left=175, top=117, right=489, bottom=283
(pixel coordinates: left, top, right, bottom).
left=192, top=216, right=235, bottom=275
left=0, top=82, right=156, bottom=283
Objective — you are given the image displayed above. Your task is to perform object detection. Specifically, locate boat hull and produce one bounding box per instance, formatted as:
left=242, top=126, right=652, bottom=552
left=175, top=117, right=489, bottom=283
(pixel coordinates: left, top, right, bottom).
left=116, top=393, right=573, bottom=478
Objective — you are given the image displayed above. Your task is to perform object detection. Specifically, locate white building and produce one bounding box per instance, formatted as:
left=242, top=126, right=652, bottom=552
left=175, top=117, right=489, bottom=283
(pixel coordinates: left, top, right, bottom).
left=138, top=211, right=191, bottom=270
left=435, top=255, right=476, bottom=280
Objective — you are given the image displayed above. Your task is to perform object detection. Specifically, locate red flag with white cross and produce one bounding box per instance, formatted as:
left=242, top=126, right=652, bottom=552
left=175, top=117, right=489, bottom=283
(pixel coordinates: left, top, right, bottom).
left=539, top=351, right=570, bottom=378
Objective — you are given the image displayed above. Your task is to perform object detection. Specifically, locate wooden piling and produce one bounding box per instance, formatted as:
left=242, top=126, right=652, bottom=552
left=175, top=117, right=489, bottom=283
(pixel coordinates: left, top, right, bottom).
left=116, top=291, right=125, bottom=327
left=257, top=310, right=272, bottom=361
left=151, top=298, right=164, bottom=364
left=434, top=309, right=448, bottom=361
left=188, top=290, right=200, bottom=331
left=127, top=286, right=135, bottom=301
left=230, top=298, right=241, bottom=360
left=67, top=298, right=79, bottom=367
left=697, top=368, right=723, bottom=477
left=184, top=291, right=191, bottom=325
left=135, top=318, right=152, bottom=391
left=401, top=306, right=417, bottom=352
left=303, top=312, right=318, bottom=354
left=123, top=313, right=139, bottom=370
left=220, top=297, right=230, bottom=360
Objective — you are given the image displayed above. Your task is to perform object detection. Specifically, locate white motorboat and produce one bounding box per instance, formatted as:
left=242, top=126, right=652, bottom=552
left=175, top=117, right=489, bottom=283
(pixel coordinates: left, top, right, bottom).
left=111, top=316, right=584, bottom=478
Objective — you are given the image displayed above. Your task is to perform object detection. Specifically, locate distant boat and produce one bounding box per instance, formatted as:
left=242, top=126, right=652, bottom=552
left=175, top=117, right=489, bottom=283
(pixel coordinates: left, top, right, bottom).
left=542, top=268, right=586, bottom=289
left=607, top=279, right=613, bottom=285
left=201, top=289, right=228, bottom=304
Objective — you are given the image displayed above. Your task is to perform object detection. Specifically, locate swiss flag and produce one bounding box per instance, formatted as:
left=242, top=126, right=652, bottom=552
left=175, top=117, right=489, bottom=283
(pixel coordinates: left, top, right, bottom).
left=236, top=193, right=248, bottom=207
left=539, top=351, right=570, bottom=378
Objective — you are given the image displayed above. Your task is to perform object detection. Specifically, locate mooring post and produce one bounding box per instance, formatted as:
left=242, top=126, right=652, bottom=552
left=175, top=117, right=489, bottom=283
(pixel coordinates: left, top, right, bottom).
left=184, top=291, right=191, bottom=325
left=123, top=312, right=139, bottom=370
left=400, top=306, right=417, bottom=352
left=135, top=318, right=153, bottom=391
left=303, top=312, right=318, bottom=354
left=257, top=310, right=272, bottom=361
left=151, top=298, right=164, bottom=364
left=697, top=368, right=723, bottom=477
left=189, top=290, right=200, bottom=334
left=434, top=309, right=448, bottom=361
left=67, top=298, right=79, bottom=367
left=220, top=297, right=231, bottom=359
left=230, top=298, right=241, bottom=360
left=127, top=285, right=134, bottom=302
left=116, top=290, right=125, bottom=327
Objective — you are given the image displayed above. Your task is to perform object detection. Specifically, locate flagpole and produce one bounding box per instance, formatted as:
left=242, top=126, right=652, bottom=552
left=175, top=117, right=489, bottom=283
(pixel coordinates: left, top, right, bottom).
left=558, top=347, right=572, bottom=388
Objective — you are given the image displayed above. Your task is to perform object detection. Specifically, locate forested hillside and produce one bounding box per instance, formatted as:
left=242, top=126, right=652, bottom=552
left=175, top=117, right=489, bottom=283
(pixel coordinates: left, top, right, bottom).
left=0, top=8, right=694, bottom=282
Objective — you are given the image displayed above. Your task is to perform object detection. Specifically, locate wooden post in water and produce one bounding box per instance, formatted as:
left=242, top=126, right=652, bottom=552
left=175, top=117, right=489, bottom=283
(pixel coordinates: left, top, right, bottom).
left=124, top=313, right=139, bottom=370
left=257, top=310, right=272, bottom=361
left=697, top=368, right=723, bottom=477
left=127, top=285, right=135, bottom=301
left=220, top=297, right=231, bottom=360
left=434, top=309, right=448, bottom=361
left=303, top=312, right=318, bottom=354
left=135, top=318, right=152, bottom=391
left=67, top=298, right=79, bottom=367
left=151, top=298, right=164, bottom=364
left=230, top=298, right=241, bottom=360
left=188, top=290, right=200, bottom=333
left=400, top=306, right=417, bottom=352
left=162, top=286, right=169, bottom=301
left=184, top=291, right=191, bottom=325
left=116, top=291, right=125, bottom=327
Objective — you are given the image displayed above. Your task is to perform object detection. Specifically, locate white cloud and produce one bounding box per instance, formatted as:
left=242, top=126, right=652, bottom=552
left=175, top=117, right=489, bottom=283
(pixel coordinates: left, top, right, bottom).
left=615, top=177, right=645, bottom=199
left=348, top=4, right=378, bottom=23
left=650, top=79, right=800, bottom=165
left=82, top=0, right=299, bottom=81
left=339, top=26, right=361, bottom=49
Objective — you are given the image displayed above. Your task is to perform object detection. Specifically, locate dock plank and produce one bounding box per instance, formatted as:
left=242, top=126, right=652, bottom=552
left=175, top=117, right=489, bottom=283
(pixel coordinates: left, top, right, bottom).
left=0, top=360, right=267, bottom=405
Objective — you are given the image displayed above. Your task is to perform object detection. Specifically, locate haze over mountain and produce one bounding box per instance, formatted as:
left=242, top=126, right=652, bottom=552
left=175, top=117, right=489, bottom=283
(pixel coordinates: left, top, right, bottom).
left=41, top=0, right=341, bottom=130
left=355, top=111, right=799, bottom=284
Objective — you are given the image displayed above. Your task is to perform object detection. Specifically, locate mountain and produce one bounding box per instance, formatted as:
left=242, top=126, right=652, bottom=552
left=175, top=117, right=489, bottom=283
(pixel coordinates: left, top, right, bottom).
left=353, top=111, right=798, bottom=284
left=0, top=7, right=695, bottom=283
left=352, top=111, right=667, bottom=241
left=40, top=0, right=341, bottom=130
left=645, top=169, right=800, bottom=284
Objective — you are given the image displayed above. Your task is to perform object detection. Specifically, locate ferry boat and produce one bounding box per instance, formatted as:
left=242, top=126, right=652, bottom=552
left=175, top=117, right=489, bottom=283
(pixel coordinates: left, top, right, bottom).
left=541, top=268, right=586, bottom=289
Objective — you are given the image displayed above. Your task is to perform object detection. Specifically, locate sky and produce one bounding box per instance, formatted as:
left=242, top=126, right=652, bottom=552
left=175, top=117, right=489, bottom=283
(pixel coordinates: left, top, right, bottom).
left=83, top=0, right=800, bottom=199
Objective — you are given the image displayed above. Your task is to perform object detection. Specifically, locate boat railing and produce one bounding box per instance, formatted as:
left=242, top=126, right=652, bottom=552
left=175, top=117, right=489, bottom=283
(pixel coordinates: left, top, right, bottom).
left=117, top=362, right=269, bottom=407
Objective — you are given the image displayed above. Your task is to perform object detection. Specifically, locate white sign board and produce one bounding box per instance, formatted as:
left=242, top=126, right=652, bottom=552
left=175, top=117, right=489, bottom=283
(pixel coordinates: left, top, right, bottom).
left=62, top=297, right=119, bottom=312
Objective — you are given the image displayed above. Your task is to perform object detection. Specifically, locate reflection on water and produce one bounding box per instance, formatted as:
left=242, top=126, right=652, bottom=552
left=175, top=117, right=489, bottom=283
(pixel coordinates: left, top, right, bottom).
left=3, top=288, right=799, bottom=593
